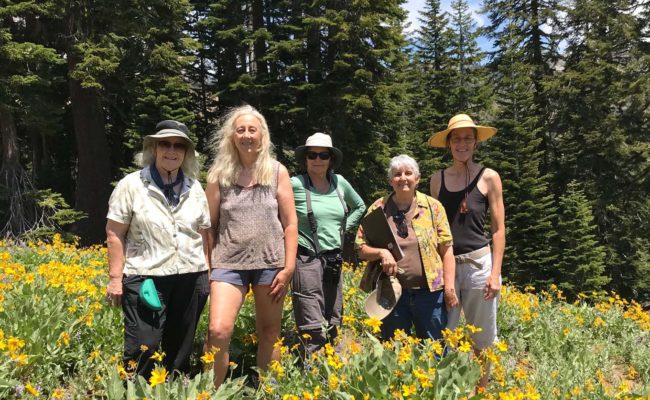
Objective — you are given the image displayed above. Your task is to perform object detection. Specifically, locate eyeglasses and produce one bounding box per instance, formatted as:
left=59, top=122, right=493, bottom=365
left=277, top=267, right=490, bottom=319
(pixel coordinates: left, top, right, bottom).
left=393, top=210, right=408, bottom=239
left=450, top=137, right=476, bottom=145
left=306, top=151, right=332, bottom=160
left=158, top=140, right=187, bottom=151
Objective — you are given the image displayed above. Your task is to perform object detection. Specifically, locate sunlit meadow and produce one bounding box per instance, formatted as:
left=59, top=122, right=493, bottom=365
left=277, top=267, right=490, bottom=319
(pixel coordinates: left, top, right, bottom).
left=1, top=236, right=649, bottom=399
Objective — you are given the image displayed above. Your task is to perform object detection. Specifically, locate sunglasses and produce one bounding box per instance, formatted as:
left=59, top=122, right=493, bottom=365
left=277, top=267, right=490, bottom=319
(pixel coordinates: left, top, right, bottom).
left=393, top=210, right=408, bottom=239
left=306, top=151, right=332, bottom=161
left=157, top=140, right=187, bottom=151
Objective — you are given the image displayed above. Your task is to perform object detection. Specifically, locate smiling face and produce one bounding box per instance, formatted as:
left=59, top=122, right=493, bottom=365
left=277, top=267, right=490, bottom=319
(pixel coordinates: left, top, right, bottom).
left=232, top=114, right=262, bottom=156
left=155, top=138, right=187, bottom=172
left=389, top=165, right=420, bottom=196
left=305, top=146, right=332, bottom=177
left=448, top=127, right=477, bottom=162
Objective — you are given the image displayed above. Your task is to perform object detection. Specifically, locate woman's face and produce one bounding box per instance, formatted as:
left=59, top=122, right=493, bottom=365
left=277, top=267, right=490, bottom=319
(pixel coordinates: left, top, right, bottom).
left=448, top=127, right=477, bottom=162
left=155, top=138, right=187, bottom=172
left=305, top=146, right=332, bottom=176
left=233, top=114, right=262, bottom=156
left=389, top=165, right=420, bottom=196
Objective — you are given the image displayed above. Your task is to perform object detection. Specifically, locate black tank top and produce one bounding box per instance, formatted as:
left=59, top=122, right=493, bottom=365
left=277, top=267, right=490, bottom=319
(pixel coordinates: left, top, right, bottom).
left=438, top=167, right=489, bottom=255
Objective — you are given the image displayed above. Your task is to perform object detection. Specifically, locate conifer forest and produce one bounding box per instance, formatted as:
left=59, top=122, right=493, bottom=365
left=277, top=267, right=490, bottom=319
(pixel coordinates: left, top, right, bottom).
left=1, top=0, right=649, bottom=301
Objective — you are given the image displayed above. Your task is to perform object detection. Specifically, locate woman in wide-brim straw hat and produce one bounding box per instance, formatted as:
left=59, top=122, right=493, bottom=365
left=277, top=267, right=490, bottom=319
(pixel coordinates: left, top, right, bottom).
left=291, top=132, right=365, bottom=354
left=105, top=120, right=211, bottom=378
left=429, top=113, right=505, bottom=389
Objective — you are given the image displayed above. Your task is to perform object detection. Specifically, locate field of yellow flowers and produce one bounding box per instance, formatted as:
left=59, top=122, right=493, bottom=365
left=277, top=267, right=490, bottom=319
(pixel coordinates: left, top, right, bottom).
left=1, top=235, right=649, bottom=399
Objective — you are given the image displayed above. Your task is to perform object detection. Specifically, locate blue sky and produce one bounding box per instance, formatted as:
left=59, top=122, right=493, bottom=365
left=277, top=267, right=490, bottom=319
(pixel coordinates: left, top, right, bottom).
left=402, top=0, right=493, bottom=50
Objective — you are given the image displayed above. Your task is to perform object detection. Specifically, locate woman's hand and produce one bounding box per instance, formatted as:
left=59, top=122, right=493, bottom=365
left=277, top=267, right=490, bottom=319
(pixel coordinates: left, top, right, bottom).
left=484, top=274, right=501, bottom=300
left=269, top=269, right=292, bottom=303
left=106, top=277, right=123, bottom=307
left=444, top=287, right=459, bottom=310
left=379, top=249, right=398, bottom=276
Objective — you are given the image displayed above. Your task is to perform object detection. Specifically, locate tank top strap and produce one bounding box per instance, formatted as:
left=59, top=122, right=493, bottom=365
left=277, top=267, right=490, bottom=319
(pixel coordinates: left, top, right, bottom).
left=440, top=170, right=446, bottom=192
left=467, top=167, right=487, bottom=193
left=272, top=160, right=280, bottom=195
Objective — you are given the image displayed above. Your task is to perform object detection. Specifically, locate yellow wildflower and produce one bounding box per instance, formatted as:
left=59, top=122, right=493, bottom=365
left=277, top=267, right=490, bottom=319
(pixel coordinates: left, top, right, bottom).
left=25, top=383, right=39, bottom=396
left=628, top=366, right=638, bottom=380
left=201, top=351, right=215, bottom=365
left=402, top=383, right=417, bottom=397
left=117, top=365, right=127, bottom=380
left=494, top=340, right=508, bottom=352
left=328, top=375, right=339, bottom=390
left=127, top=360, right=138, bottom=371
left=149, top=366, right=168, bottom=387
left=7, top=336, right=25, bottom=354
left=58, top=331, right=70, bottom=347
left=12, top=353, right=28, bottom=366
left=150, top=350, right=165, bottom=362
left=140, top=344, right=149, bottom=352
left=363, top=317, right=382, bottom=333
left=196, top=391, right=210, bottom=400
left=458, top=340, right=472, bottom=353
left=52, top=388, right=65, bottom=399
left=513, top=365, right=528, bottom=381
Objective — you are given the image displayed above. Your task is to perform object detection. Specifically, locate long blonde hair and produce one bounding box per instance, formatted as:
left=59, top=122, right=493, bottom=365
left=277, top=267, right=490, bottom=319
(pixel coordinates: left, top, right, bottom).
left=207, top=105, right=275, bottom=186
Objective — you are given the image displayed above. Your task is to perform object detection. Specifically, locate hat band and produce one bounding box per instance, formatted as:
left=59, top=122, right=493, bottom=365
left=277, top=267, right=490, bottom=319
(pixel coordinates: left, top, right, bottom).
left=447, top=119, right=476, bottom=130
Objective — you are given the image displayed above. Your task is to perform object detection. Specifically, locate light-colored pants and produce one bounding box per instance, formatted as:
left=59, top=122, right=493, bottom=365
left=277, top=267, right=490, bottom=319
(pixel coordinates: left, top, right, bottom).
left=447, top=251, right=499, bottom=350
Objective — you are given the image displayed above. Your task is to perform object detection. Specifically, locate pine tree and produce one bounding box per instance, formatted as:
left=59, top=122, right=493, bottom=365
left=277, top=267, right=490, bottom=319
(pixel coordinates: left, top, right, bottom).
left=554, top=180, right=609, bottom=296
left=0, top=1, right=67, bottom=237
left=446, top=0, right=492, bottom=113
left=550, top=0, right=650, bottom=300
left=408, top=0, right=453, bottom=184
left=482, top=0, right=562, bottom=175
left=481, top=17, right=558, bottom=287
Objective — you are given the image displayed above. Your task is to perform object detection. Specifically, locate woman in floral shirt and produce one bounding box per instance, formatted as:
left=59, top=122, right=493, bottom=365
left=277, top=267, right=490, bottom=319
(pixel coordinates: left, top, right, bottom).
left=356, top=154, right=457, bottom=340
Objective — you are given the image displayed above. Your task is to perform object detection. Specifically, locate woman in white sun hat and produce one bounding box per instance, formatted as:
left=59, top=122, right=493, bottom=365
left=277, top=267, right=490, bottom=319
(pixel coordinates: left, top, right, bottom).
left=429, top=113, right=505, bottom=389
left=291, top=132, right=365, bottom=354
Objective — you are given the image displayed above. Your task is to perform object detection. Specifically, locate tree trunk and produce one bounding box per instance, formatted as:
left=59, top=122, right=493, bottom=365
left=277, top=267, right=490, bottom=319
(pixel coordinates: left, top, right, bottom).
left=68, top=54, right=112, bottom=245
left=0, top=105, right=39, bottom=237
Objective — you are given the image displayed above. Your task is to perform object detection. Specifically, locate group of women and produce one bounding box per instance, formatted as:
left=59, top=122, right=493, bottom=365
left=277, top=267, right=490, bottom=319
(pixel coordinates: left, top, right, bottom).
left=105, top=105, right=504, bottom=389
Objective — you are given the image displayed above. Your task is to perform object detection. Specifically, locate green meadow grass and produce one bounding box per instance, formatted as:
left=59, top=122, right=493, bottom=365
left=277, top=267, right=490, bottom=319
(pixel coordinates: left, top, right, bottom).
left=0, top=236, right=648, bottom=399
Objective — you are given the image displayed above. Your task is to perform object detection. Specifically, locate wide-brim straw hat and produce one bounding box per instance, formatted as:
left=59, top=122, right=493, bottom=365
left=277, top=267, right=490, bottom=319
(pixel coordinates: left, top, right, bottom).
left=428, top=114, right=497, bottom=148
left=143, top=120, right=195, bottom=153
left=364, top=274, right=402, bottom=320
left=295, top=132, right=343, bottom=170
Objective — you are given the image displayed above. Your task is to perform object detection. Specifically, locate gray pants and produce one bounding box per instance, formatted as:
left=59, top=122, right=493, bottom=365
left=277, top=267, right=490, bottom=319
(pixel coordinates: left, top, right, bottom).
left=291, top=253, right=343, bottom=353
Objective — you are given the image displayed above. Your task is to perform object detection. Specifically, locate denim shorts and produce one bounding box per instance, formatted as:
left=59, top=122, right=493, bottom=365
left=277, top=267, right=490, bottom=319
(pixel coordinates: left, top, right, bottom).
left=209, top=268, right=280, bottom=287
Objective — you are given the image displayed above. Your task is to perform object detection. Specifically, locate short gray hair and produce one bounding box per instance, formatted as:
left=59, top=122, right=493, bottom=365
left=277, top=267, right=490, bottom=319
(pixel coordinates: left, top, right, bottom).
left=387, top=154, right=420, bottom=179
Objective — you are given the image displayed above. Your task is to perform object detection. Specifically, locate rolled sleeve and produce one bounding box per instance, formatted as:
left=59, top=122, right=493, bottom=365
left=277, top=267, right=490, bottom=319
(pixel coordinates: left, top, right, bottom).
left=106, top=179, right=133, bottom=225
left=432, top=201, right=453, bottom=247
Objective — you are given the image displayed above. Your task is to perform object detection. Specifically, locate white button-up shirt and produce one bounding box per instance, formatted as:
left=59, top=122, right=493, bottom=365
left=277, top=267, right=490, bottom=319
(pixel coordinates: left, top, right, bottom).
left=107, top=168, right=210, bottom=276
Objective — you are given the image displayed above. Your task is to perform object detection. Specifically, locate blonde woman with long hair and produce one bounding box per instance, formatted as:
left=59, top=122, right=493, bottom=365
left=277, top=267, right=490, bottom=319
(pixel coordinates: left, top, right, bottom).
left=205, top=105, right=297, bottom=388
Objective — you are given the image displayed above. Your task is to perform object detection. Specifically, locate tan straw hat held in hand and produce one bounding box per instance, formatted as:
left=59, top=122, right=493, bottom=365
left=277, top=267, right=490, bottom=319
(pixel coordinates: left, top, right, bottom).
left=364, top=274, right=403, bottom=320
left=428, top=114, right=497, bottom=148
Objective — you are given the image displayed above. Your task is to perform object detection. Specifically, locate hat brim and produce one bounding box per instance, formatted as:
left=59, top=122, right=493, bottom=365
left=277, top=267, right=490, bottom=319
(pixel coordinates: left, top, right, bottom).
left=428, top=125, right=497, bottom=148
left=295, top=145, right=343, bottom=170
left=364, top=276, right=402, bottom=320
left=143, top=129, right=195, bottom=153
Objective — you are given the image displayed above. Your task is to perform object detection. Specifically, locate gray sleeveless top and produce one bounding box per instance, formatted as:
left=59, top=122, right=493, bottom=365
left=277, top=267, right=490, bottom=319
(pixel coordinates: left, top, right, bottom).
left=212, top=161, right=285, bottom=270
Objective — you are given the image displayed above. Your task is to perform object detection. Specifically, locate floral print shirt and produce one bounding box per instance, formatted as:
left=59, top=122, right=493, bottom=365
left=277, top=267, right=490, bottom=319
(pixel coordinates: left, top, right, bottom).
left=356, top=191, right=453, bottom=292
